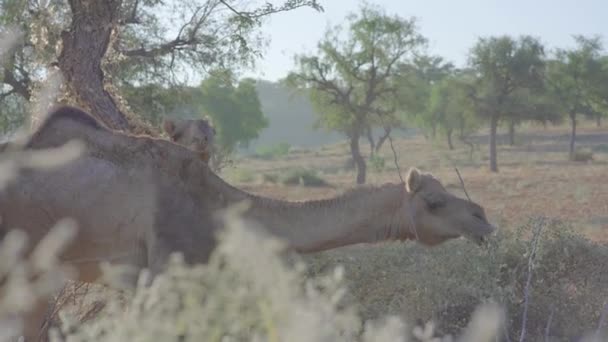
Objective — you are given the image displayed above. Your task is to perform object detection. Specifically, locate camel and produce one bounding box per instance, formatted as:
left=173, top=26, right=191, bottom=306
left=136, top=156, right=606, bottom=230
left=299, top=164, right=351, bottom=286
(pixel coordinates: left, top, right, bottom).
left=163, top=116, right=216, bottom=163
left=0, top=106, right=495, bottom=341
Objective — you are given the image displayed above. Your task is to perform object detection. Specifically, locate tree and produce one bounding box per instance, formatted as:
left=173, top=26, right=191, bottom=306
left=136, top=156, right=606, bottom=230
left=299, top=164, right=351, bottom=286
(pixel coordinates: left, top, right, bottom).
left=0, top=0, right=322, bottom=133
left=124, top=70, right=268, bottom=171
left=286, top=3, right=426, bottom=184
left=199, top=72, right=268, bottom=152
left=546, top=36, right=604, bottom=160
left=427, top=72, right=479, bottom=151
left=468, top=35, right=545, bottom=172
left=397, top=55, right=454, bottom=141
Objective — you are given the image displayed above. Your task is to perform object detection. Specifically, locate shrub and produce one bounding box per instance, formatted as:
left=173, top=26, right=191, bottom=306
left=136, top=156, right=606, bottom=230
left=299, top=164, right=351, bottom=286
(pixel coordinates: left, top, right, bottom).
left=571, top=148, right=594, bottom=162
left=304, top=217, right=608, bottom=341
left=227, top=168, right=255, bottom=183
left=254, top=142, right=291, bottom=160
left=262, top=173, right=279, bottom=183
left=281, top=168, right=329, bottom=187
left=369, top=154, right=386, bottom=172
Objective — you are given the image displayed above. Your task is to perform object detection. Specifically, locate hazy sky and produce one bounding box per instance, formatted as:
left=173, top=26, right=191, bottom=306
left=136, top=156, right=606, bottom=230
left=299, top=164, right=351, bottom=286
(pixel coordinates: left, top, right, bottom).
left=245, top=0, right=607, bottom=81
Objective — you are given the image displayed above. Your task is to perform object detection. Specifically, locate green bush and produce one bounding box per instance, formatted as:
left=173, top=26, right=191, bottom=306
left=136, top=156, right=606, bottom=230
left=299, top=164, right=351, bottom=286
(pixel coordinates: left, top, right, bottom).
left=254, top=142, right=291, bottom=160
left=369, top=154, right=386, bottom=172
left=281, top=168, right=329, bottom=187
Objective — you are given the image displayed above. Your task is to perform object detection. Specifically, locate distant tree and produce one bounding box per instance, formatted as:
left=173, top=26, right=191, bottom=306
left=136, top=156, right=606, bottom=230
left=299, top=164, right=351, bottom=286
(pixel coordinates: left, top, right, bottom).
left=193, top=71, right=268, bottom=170
left=546, top=36, right=605, bottom=160
left=589, top=53, right=608, bottom=127
left=0, top=0, right=322, bottom=132
left=468, top=35, right=545, bottom=172
left=427, top=72, right=479, bottom=150
left=394, top=56, right=454, bottom=142
left=286, top=3, right=426, bottom=184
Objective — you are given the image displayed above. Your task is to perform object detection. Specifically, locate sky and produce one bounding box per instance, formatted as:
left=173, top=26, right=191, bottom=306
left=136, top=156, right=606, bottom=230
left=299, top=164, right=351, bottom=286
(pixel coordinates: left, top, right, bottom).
left=244, top=0, right=607, bottom=81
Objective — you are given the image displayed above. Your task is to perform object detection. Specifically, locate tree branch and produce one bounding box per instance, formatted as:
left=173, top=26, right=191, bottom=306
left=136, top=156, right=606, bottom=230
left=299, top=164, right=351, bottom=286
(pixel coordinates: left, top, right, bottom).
left=219, top=0, right=323, bottom=21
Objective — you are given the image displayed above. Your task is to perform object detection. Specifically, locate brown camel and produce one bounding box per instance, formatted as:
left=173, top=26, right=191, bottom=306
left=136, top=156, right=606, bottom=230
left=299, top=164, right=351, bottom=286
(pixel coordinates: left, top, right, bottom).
left=0, top=106, right=495, bottom=341
left=163, top=116, right=216, bottom=163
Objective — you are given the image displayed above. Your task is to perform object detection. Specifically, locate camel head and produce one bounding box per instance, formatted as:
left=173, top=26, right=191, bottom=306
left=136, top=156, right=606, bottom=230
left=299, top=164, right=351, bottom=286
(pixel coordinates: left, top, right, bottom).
left=404, top=168, right=495, bottom=246
left=163, top=117, right=216, bottom=162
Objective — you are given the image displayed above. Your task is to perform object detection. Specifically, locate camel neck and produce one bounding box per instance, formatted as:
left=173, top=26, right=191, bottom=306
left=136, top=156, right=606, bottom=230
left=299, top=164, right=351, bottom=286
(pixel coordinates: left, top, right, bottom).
left=209, top=174, right=414, bottom=252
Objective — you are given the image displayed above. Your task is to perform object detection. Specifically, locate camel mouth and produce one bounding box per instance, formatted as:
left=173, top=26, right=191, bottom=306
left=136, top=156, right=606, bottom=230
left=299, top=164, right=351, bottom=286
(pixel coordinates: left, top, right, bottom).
left=464, top=224, right=496, bottom=246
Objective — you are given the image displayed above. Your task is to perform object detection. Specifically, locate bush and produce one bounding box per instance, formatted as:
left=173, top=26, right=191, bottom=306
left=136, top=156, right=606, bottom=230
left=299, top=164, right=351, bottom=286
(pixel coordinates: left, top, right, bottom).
left=571, top=148, right=594, bottom=162
left=227, top=168, right=256, bottom=183
left=281, top=168, right=329, bottom=187
left=369, top=155, right=386, bottom=172
left=304, top=217, right=608, bottom=341
left=254, top=142, right=291, bottom=160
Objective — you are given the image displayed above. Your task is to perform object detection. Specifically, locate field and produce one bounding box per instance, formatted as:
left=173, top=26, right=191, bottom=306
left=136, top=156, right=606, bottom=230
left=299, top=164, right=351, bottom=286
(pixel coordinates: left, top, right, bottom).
left=216, top=121, right=608, bottom=340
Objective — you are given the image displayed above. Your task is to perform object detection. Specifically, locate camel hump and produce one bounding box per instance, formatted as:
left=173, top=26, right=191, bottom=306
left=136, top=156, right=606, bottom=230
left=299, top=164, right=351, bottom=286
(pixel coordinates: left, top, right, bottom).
left=41, top=106, right=107, bottom=132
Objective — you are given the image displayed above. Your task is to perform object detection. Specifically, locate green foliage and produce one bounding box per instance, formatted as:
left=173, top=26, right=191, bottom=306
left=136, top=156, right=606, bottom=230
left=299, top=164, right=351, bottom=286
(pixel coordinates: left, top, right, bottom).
left=546, top=35, right=606, bottom=158
left=468, top=35, right=547, bottom=171
left=368, top=154, right=385, bottom=172
left=286, top=3, right=427, bottom=184
left=0, top=0, right=322, bottom=121
left=254, top=142, right=291, bottom=160
left=122, top=71, right=269, bottom=162
left=196, top=71, right=269, bottom=154
left=0, top=93, right=27, bottom=135
left=281, top=168, right=329, bottom=187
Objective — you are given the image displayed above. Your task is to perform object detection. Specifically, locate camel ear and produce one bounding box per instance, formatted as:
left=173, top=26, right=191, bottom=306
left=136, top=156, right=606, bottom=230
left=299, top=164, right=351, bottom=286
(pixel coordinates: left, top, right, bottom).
left=406, top=167, right=422, bottom=193
left=163, top=119, right=176, bottom=136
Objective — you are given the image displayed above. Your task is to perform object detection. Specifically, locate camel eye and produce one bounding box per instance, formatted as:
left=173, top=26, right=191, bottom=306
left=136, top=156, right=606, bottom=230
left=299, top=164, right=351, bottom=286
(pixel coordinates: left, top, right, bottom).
left=427, top=200, right=444, bottom=210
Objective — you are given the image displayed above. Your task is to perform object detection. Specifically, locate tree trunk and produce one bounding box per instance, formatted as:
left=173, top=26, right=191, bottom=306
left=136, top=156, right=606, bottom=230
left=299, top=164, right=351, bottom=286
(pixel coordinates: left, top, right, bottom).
left=596, top=115, right=602, bottom=127
left=508, top=121, right=515, bottom=146
left=460, top=136, right=474, bottom=162
left=489, top=114, right=499, bottom=172
left=366, top=126, right=375, bottom=157
left=569, top=111, right=577, bottom=160
left=375, top=126, right=392, bottom=153
left=349, top=134, right=366, bottom=185
left=446, top=128, right=454, bottom=150
left=57, top=0, right=130, bottom=131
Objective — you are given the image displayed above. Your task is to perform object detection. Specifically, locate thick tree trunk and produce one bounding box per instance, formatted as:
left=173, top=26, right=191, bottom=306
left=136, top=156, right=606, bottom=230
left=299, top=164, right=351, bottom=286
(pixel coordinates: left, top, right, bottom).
left=446, top=128, right=454, bottom=150
left=349, top=134, right=366, bottom=185
left=596, top=115, right=602, bottom=127
left=508, top=121, right=515, bottom=146
left=489, top=114, right=499, bottom=172
left=57, top=0, right=130, bottom=131
left=375, top=126, right=391, bottom=153
left=366, top=126, right=375, bottom=157
left=569, top=111, right=577, bottom=160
